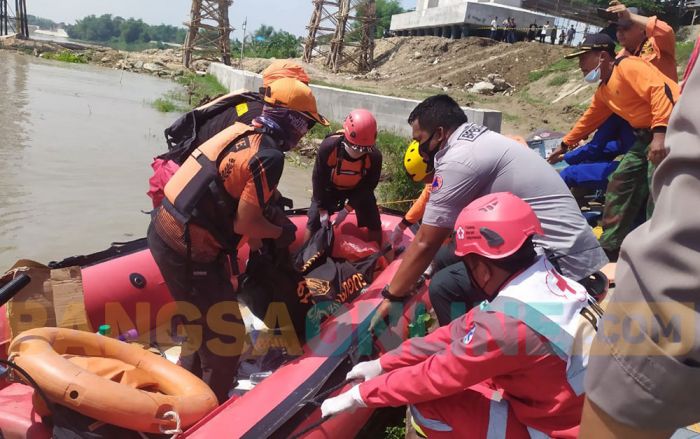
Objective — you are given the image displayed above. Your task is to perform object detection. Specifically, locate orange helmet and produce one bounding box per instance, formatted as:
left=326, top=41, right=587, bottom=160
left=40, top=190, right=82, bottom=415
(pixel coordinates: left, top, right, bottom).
left=262, top=60, right=310, bottom=88
left=263, top=77, right=329, bottom=126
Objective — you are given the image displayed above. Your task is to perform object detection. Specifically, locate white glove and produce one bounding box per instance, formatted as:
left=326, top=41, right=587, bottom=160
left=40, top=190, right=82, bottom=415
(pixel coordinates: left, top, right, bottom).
left=390, top=222, right=407, bottom=248
left=320, top=384, right=366, bottom=418
left=333, top=206, right=350, bottom=225
left=319, top=209, right=329, bottom=228
left=346, top=359, right=383, bottom=382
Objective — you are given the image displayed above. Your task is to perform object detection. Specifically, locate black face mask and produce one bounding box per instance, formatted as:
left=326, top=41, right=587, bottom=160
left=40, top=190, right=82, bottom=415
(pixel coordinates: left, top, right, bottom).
left=418, top=131, right=438, bottom=175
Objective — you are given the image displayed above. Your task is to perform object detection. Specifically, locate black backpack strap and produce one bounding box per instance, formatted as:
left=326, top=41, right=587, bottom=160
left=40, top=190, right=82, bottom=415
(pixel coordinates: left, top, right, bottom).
left=335, top=141, right=345, bottom=176
left=361, top=153, right=370, bottom=178
left=613, top=56, right=627, bottom=67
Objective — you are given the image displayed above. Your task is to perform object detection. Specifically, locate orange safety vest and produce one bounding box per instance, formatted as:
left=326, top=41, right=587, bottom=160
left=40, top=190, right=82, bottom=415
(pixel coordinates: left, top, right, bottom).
left=326, top=134, right=371, bottom=190
left=162, top=122, right=277, bottom=252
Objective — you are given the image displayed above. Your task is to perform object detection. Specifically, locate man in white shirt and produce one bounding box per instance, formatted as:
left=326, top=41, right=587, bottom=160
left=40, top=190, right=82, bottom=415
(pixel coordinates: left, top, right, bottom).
left=541, top=21, right=550, bottom=43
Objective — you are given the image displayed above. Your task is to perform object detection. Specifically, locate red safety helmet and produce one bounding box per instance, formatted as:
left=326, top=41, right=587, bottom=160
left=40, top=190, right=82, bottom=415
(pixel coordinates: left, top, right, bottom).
left=454, top=192, right=544, bottom=259
left=343, top=109, right=377, bottom=149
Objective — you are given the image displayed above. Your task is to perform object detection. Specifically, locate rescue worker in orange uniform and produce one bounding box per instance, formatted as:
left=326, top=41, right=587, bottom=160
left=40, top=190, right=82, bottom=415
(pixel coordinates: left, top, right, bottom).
left=149, top=61, right=311, bottom=207
left=609, top=0, right=677, bottom=82
left=305, top=109, right=383, bottom=245
left=147, top=77, right=329, bottom=404
left=548, top=33, right=678, bottom=261
left=548, top=6, right=677, bottom=260
left=189, top=60, right=313, bottom=146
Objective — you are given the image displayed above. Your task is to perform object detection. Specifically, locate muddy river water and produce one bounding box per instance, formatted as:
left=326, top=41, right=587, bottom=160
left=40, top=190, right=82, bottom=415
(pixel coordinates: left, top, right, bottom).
left=0, top=51, right=311, bottom=269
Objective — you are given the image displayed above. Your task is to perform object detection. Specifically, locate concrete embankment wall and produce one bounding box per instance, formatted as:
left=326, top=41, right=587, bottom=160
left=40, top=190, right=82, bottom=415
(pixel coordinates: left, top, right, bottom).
left=208, top=63, right=502, bottom=136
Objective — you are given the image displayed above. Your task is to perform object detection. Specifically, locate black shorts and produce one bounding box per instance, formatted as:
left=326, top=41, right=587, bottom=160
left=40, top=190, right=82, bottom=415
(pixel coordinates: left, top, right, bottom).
left=307, top=189, right=381, bottom=232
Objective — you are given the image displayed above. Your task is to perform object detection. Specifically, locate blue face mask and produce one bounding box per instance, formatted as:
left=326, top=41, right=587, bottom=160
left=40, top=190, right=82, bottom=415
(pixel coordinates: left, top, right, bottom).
left=583, top=60, right=602, bottom=84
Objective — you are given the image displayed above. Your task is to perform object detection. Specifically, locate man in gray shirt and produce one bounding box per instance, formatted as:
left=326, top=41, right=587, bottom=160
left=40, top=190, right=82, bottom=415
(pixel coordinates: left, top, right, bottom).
left=373, top=95, right=608, bottom=326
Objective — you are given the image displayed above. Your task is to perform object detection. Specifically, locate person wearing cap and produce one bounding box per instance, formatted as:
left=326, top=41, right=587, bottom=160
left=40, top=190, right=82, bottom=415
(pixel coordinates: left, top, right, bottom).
left=548, top=33, right=679, bottom=261
left=305, top=109, right=383, bottom=245
left=321, top=192, right=601, bottom=438
left=608, top=0, right=677, bottom=82
left=149, top=60, right=311, bottom=208
left=371, top=95, right=606, bottom=329
left=184, top=60, right=311, bottom=150
left=580, top=38, right=700, bottom=438
left=147, top=77, right=329, bottom=404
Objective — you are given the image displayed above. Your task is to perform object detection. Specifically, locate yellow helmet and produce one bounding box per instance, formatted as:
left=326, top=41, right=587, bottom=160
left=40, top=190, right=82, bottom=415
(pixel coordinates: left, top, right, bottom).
left=403, top=140, right=432, bottom=182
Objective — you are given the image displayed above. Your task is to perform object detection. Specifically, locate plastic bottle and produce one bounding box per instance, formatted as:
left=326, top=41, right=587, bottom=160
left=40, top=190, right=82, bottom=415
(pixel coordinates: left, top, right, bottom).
left=97, top=324, right=112, bottom=336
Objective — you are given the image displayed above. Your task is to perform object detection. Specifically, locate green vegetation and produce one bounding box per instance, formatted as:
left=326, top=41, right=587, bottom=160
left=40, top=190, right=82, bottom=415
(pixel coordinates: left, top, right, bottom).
left=518, top=86, right=545, bottom=106
left=66, top=14, right=186, bottom=49
left=528, top=58, right=577, bottom=82
left=27, top=14, right=61, bottom=30
left=677, top=40, right=695, bottom=69
left=355, top=0, right=405, bottom=38
left=308, top=121, right=342, bottom=141
left=384, top=425, right=407, bottom=439
left=42, top=51, right=88, bottom=64
left=233, top=25, right=302, bottom=59
left=152, top=98, right=181, bottom=113
left=502, top=112, right=520, bottom=123
left=152, top=73, right=228, bottom=113
left=376, top=131, right=422, bottom=212
left=376, top=0, right=406, bottom=37
left=548, top=74, right=569, bottom=86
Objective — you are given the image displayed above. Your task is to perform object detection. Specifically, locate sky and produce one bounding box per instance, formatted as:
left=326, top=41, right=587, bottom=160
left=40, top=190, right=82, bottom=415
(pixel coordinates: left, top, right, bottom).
left=27, top=0, right=416, bottom=37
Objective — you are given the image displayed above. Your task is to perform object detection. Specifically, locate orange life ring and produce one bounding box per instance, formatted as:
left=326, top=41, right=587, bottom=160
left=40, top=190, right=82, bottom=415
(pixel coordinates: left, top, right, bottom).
left=8, top=327, right=218, bottom=434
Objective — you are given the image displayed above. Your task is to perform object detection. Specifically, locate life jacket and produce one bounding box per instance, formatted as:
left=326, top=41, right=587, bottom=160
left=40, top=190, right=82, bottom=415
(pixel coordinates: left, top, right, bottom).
left=481, top=256, right=603, bottom=395
left=161, top=122, right=278, bottom=253
left=148, top=91, right=263, bottom=207
left=325, top=133, right=371, bottom=190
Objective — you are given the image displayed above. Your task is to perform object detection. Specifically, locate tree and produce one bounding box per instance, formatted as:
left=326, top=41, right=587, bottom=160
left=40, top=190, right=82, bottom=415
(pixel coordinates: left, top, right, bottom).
left=233, top=25, right=302, bottom=59
left=353, top=0, right=404, bottom=38
left=254, top=24, right=276, bottom=42
left=27, top=15, right=58, bottom=30
left=65, top=14, right=187, bottom=46
left=375, top=0, right=404, bottom=37
left=120, top=18, right=148, bottom=43
left=263, top=31, right=301, bottom=58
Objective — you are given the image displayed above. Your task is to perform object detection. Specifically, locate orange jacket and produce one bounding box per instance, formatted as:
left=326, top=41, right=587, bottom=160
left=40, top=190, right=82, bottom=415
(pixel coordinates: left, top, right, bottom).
left=404, top=184, right=431, bottom=224
left=618, top=16, right=677, bottom=82
left=563, top=57, right=679, bottom=146
left=156, top=122, right=284, bottom=262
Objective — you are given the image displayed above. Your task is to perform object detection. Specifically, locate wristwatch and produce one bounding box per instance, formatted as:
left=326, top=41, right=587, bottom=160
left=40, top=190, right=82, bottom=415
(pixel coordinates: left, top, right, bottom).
left=381, top=285, right=408, bottom=302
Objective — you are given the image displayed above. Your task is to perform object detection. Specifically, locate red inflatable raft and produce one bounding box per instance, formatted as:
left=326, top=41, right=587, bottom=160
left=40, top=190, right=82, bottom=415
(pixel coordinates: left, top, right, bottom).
left=0, top=210, right=430, bottom=438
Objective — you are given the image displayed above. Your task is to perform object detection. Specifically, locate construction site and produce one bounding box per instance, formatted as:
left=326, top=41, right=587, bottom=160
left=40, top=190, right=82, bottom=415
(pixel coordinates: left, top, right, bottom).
left=3, top=0, right=697, bottom=137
